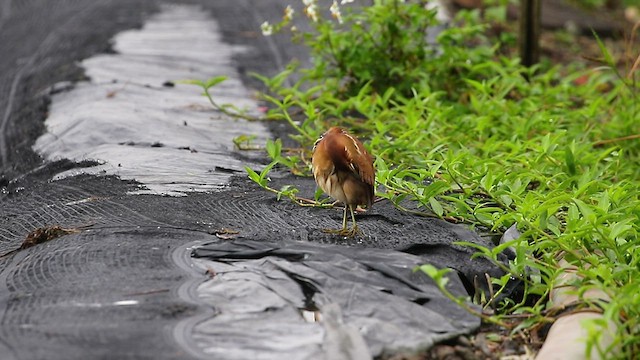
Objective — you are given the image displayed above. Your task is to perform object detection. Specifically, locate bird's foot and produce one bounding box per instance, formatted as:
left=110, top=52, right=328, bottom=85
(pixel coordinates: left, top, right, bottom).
left=322, top=226, right=361, bottom=237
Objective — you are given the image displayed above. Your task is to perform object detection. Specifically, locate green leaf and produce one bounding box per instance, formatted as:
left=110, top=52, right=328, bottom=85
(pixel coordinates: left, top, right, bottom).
left=423, top=180, right=450, bottom=200
left=568, top=203, right=580, bottom=222
left=257, top=161, right=278, bottom=186
left=265, top=139, right=282, bottom=161
left=176, top=79, right=205, bottom=87
left=591, top=30, right=614, bottom=67
left=609, top=219, right=633, bottom=240
left=464, top=79, right=487, bottom=93
left=565, top=144, right=576, bottom=176
left=204, top=76, right=228, bottom=89
left=245, top=166, right=262, bottom=186
left=573, top=198, right=596, bottom=223
left=428, top=197, right=444, bottom=217
left=538, top=208, right=548, bottom=230
left=480, top=172, right=494, bottom=192
left=417, top=264, right=451, bottom=288
left=277, top=185, right=299, bottom=201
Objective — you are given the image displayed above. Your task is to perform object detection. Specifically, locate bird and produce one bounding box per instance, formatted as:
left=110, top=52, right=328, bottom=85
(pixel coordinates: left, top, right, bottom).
left=311, top=127, right=375, bottom=236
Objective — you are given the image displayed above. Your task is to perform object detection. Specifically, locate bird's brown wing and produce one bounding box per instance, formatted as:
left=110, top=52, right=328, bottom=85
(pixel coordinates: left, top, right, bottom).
left=329, top=131, right=375, bottom=187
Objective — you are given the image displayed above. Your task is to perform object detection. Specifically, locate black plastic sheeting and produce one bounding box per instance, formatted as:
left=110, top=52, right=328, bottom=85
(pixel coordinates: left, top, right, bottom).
left=0, top=166, right=507, bottom=359
left=189, top=239, right=480, bottom=359
left=0, top=169, right=201, bottom=360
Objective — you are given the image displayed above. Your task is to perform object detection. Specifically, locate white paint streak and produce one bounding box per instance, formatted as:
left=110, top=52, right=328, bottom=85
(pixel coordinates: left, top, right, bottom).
left=33, top=4, right=267, bottom=195
left=113, top=300, right=139, bottom=306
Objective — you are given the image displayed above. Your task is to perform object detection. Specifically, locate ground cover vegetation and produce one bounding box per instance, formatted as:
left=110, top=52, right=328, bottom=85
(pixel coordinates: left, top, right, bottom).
left=193, top=0, right=640, bottom=357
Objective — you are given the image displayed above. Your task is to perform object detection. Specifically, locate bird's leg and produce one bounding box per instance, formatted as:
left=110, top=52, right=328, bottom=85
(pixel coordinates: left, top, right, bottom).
left=322, top=205, right=347, bottom=235
left=338, top=205, right=361, bottom=237
left=349, top=205, right=358, bottom=232
left=340, top=205, right=360, bottom=237
left=342, top=205, right=348, bottom=231
left=322, top=204, right=361, bottom=237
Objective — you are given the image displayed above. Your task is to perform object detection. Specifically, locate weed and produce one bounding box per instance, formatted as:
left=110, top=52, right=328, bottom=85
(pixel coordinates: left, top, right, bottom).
left=194, top=0, right=640, bottom=357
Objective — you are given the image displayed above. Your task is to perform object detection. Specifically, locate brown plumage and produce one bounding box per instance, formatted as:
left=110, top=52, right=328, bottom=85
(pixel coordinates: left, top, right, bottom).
left=312, top=127, right=375, bottom=236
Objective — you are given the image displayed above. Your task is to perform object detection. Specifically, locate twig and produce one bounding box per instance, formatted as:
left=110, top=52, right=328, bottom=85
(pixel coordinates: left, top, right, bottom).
left=593, top=133, right=640, bottom=147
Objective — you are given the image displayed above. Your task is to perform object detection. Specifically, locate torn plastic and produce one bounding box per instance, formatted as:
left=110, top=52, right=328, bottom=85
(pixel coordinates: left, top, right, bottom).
left=188, top=239, right=482, bottom=359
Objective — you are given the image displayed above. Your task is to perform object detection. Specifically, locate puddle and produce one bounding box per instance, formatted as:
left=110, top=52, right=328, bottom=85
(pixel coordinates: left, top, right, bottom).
left=33, top=4, right=267, bottom=196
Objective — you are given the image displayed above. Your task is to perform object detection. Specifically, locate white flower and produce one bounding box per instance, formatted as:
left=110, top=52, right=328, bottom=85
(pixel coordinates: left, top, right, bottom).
left=260, top=21, right=273, bottom=36
left=302, top=0, right=314, bottom=6
left=341, top=0, right=354, bottom=4
left=330, top=1, right=343, bottom=24
left=284, top=5, right=294, bottom=21
left=304, top=3, right=318, bottom=22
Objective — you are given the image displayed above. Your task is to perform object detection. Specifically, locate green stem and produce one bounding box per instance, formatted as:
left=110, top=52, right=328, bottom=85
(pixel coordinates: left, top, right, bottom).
left=203, top=88, right=261, bottom=122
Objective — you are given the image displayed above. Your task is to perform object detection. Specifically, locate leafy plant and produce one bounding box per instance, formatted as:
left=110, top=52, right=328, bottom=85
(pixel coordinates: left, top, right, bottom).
left=179, top=76, right=258, bottom=121
left=246, top=138, right=333, bottom=206
left=193, top=0, right=640, bottom=357
left=261, top=0, right=503, bottom=99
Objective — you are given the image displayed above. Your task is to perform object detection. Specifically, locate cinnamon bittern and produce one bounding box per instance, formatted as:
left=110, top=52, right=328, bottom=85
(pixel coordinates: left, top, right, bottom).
left=312, top=127, right=375, bottom=236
